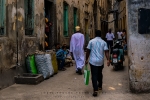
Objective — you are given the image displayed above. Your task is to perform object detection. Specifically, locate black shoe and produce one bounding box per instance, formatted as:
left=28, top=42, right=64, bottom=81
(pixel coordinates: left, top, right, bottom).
left=78, top=71, right=82, bottom=75
left=93, top=91, right=98, bottom=97
left=76, top=70, right=79, bottom=73
left=77, top=68, right=82, bottom=75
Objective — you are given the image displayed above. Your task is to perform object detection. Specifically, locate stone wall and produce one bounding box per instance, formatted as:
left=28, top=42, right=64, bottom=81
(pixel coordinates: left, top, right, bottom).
left=0, top=0, right=45, bottom=89
left=127, top=0, right=150, bottom=92
left=108, top=14, right=115, bottom=33
left=56, top=0, right=107, bottom=45
left=118, top=0, right=126, bottom=31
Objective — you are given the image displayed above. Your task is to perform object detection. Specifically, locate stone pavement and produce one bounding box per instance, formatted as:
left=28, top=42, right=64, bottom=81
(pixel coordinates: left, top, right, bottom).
left=0, top=56, right=150, bottom=100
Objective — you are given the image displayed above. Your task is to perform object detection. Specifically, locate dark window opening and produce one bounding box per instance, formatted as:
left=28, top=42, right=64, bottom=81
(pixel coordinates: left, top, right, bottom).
left=0, top=0, right=5, bottom=35
left=25, top=0, right=34, bottom=35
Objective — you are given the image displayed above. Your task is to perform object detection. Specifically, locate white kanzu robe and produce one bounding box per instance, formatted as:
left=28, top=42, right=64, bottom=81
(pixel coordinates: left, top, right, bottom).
left=70, top=33, right=85, bottom=70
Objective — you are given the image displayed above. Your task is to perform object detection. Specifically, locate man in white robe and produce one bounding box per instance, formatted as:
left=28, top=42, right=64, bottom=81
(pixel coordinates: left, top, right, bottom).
left=70, top=26, right=85, bottom=75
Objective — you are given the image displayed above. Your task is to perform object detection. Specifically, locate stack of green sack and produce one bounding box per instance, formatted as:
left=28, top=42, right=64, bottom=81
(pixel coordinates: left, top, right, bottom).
left=26, top=55, right=38, bottom=74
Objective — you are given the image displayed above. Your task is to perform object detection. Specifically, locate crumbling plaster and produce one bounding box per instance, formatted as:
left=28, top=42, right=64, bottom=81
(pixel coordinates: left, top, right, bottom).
left=56, top=0, right=102, bottom=45
left=127, top=0, right=150, bottom=92
left=0, top=0, right=45, bottom=89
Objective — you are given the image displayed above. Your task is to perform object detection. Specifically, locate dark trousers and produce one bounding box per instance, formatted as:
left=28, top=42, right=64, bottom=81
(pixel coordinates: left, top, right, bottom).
left=107, top=40, right=113, bottom=49
left=90, top=63, right=104, bottom=91
left=57, top=58, right=65, bottom=69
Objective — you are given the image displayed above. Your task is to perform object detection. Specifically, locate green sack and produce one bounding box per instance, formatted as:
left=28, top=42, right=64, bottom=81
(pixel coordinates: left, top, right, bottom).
left=26, top=55, right=38, bottom=74
left=84, top=65, right=90, bottom=85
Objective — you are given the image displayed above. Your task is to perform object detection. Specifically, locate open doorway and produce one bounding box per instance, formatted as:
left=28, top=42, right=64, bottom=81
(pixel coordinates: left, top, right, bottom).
left=44, top=0, right=54, bottom=50
left=85, top=19, right=90, bottom=49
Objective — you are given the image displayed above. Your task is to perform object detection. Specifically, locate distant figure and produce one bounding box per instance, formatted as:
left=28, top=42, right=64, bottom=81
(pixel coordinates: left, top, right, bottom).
left=70, top=26, right=85, bottom=75
left=105, top=29, right=115, bottom=49
left=122, top=29, right=127, bottom=52
left=117, top=30, right=123, bottom=40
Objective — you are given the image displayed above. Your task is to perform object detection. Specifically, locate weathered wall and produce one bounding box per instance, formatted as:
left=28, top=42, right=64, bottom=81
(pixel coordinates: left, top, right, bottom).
left=98, top=0, right=110, bottom=40
left=56, top=0, right=101, bottom=45
left=0, top=0, right=45, bottom=90
left=108, top=14, right=115, bottom=33
left=118, top=0, right=126, bottom=31
left=108, top=0, right=126, bottom=35
left=127, top=0, right=150, bottom=92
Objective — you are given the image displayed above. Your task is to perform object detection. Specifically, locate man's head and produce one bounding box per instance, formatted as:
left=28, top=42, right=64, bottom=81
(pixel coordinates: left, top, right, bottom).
left=75, top=26, right=80, bottom=32
left=62, top=45, right=67, bottom=50
left=55, top=43, right=60, bottom=49
left=95, top=30, right=101, bottom=37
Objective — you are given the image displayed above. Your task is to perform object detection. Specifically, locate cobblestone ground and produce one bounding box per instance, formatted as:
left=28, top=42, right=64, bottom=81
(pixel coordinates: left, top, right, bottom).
left=0, top=56, right=150, bottom=100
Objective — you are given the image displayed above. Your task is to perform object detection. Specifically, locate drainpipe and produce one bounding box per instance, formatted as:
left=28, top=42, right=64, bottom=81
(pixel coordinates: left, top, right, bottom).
left=16, top=0, right=19, bottom=75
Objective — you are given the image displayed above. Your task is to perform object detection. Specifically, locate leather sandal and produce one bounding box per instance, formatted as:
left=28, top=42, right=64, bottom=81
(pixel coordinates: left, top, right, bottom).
left=93, top=91, right=98, bottom=97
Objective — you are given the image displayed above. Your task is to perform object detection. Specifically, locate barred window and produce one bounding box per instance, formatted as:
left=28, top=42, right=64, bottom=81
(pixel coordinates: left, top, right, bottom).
left=0, top=0, right=5, bottom=35
left=24, top=0, right=34, bottom=35
left=74, top=8, right=77, bottom=32
left=63, top=2, right=68, bottom=37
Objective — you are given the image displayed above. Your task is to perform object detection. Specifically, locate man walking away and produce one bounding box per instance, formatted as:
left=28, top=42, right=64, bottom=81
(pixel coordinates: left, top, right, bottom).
left=105, top=29, right=115, bottom=49
left=86, top=30, right=110, bottom=97
left=70, top=26, right=85, bottom=75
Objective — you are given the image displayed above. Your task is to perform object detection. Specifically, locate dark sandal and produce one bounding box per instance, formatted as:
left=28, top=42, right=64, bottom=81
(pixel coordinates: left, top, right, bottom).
left=93, top=91, right=98, bottom=97
left=98, top=87, right=102, bottom=90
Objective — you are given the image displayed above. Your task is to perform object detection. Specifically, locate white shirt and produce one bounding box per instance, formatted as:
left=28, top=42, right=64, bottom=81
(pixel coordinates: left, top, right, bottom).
left=117, top=32, right=123, bottom=39
left=105, top=33, right=115, bottom=41
left=87, top=37, right=108, bottom=66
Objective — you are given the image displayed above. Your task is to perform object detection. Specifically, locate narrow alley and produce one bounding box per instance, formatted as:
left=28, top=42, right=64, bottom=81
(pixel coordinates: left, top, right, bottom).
left=0, top=56, right=150, bottom=100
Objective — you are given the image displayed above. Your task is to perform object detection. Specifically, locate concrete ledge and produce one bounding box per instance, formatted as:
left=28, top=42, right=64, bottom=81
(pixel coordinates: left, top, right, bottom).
left=14, top=73, right=44, bottom=85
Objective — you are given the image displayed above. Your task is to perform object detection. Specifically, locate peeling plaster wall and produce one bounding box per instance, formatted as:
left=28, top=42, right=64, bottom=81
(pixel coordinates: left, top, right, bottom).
left=99, top=0, right=109, bottom=39
left=108, top=14, right=115, bottom=33
left=0, top=0, right=45, bottom=90
left=118, top=0, right=126, bottom=31
left=56, top=0, right=100, bottom=45
left=127, top=0, right=150, bottom=92
left=108, top=0, right=126, bottom=36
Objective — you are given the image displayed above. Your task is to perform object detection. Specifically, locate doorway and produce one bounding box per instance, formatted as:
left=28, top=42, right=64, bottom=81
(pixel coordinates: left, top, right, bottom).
left=44, top=0, right=54, bottom=50
left=85, top=19, right=90, bottom=48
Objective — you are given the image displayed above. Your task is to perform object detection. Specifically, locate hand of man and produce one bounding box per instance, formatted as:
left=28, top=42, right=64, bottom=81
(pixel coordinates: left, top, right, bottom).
left=71, top=53, right=74, bottom=60
left=85, top=60, right=88, bottom=65
left=107, top=60, right=110, bottom=67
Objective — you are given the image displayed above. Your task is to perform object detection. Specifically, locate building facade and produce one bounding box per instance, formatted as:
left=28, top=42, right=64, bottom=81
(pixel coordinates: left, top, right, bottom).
left=0, top=0, right=45, bottom=89
left=0, top=0, right=110, bottom=89
left=109, top=0, right=150, bottom=92
left=108, top=0, right=126, bottom=34
left=56, top=0, right=110, bottom=45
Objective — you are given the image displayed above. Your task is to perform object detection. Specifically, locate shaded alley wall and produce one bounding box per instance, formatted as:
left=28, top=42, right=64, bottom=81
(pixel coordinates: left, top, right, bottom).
left=127, top=0, right=150, bottom=92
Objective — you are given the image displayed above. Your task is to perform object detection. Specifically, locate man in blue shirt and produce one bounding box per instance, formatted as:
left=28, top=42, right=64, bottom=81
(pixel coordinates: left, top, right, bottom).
left=56, top=45, right=67, bottom=71
left=86, top=30, right=110, bottom=97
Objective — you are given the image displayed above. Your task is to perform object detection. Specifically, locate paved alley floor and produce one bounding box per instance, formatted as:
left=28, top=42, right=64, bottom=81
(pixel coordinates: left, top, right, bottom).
left=0, top=56, right=150, bottom=100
